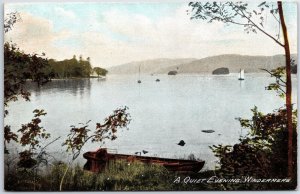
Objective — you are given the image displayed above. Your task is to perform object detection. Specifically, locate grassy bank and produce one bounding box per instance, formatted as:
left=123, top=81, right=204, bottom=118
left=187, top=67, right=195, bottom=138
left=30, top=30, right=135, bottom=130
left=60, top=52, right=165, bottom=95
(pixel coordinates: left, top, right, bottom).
left=5, top=159, right=296, bottom=191
left=5, top=160, right=218, bottom=191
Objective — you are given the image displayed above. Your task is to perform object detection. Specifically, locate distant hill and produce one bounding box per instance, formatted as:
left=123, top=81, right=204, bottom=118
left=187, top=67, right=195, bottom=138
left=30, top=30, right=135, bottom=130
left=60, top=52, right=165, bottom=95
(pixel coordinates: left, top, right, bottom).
left=108, top=54, right=297, bottom=74
left=107, top=58, right=196, bottom=74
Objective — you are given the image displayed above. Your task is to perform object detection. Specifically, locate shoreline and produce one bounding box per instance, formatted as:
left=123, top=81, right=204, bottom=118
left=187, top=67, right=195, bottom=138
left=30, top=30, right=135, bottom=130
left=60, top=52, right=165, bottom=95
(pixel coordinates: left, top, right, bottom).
left=107, top=72, right=298, bottom=76
left=26, top=76, right=107, bottom=81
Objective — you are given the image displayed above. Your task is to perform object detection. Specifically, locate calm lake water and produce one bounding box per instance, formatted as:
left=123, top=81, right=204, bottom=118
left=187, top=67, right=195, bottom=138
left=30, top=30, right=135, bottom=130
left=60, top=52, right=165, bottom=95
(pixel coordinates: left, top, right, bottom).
left=5, top=74, right=297, bottom=170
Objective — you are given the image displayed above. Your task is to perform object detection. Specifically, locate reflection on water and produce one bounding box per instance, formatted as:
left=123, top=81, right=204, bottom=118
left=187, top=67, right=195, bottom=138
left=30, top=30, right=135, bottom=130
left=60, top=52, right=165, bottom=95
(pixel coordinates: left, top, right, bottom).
left=5, top=74, right=297, bottom=170
left=239, top=80, right=245, bottom=88
left=26, top=79, right=92, bottom=98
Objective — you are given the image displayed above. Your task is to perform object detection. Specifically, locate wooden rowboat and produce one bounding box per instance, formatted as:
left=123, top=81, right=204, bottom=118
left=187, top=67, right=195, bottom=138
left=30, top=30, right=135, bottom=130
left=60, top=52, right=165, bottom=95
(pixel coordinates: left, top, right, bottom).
left=83, top=148, right=205, bottom=173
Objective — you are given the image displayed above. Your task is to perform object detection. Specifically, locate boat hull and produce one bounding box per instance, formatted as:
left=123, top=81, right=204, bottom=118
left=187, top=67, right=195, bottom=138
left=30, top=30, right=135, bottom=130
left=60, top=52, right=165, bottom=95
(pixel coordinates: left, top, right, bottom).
left=163, top=162, right=205, bottom=173
left=83, top=148, right=205, bottom=173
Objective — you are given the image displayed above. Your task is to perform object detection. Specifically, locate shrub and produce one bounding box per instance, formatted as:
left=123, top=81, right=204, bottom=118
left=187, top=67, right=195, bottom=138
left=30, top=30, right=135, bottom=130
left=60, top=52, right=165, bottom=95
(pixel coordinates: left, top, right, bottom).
left=210, top=107, right=297, bottom=190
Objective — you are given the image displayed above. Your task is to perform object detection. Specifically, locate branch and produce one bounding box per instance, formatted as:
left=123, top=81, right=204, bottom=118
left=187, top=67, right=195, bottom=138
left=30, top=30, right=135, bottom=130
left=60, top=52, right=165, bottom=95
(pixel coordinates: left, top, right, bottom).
left=44, top=152, right=59, bottom=163
left=260, top=68, right=273, bottom=75
left=260, top=68, right=286, bottom=84
left=270, top=4, right=280, bottom=23
left=210, top=16, right=249, bottom=26
left=271, top=12, right=280, bottom=23
left=278, top=87, right=286, bottom=94
left=38, top=136, right=61, bottom=155
left=270, top=10, right=281, bottom=41
left=277, top=81, right=286, bottom=87
left=237, top=8, right=284, bottom=47
left=212, top=3, right=251, bottom=26
left=71, top=134, right=98, bottom=160
left=225, top=19, right=250, bottom=26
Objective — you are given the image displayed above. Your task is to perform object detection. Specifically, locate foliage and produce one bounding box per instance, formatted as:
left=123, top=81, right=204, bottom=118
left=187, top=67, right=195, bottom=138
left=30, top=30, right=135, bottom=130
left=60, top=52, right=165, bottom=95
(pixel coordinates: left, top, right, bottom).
left=63, top=106, right=131, bottom=160
left=4, top=125, right=18, bottom=154
left=18, top=109, right=50, bottom=149
left=262, top=59, right=297, bottom=98
left=188, top=1, right=282, bottom=46
left=59, top=106, right=131, bottom=190
left=188, top=1, right=295, bottom=179
left=93, top=67, right=108, bottom=77
left=290, top=59, right=297, bottom=74
left=15, top=109, right=51, bottom=168
left=4, top=42, right=52, bottom=107
left=48, top=55, right=94, bottom=78
left=210, top=107, right=297, bottom=190
left=4, top=13, right=52, bottom=156
left=262, top=67, right=286, bottom=98
left=5, top=160, right=177, bottom=191
left=4, top=12, right=21, bottom=33
left=4, top=11, right=130, bottom=191
left=5, top=167, right=42, bottom=191
left=4, top=110, right=58, bottom=172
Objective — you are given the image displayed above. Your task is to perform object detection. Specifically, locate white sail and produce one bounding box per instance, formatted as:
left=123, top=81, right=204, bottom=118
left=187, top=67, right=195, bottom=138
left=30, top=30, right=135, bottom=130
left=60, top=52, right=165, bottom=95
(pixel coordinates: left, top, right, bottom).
left=137, top=65, right=141, bottom=83
left=240, top=69, right=244, bottom=79
left=239, top=69, right=245, bottom=80
left=139, top=65, right=141, bottom=80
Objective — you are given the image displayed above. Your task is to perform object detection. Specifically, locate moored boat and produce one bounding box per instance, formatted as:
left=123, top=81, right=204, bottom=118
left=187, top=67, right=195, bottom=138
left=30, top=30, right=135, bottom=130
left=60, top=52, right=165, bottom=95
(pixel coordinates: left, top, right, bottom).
left=83, top=148, right=205, bottom=173
left=201, top=129, right=215, bottom=133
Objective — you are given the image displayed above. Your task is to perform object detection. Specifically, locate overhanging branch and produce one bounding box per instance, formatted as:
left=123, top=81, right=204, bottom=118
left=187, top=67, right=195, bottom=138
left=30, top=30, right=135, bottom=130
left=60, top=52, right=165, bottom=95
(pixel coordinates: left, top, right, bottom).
left=237, top=7, right=284, bottom=47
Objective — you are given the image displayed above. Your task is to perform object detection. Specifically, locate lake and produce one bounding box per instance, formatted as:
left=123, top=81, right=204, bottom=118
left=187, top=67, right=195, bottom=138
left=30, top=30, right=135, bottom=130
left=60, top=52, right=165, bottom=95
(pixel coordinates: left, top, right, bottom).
left=5, top=73, right=297, bottom=170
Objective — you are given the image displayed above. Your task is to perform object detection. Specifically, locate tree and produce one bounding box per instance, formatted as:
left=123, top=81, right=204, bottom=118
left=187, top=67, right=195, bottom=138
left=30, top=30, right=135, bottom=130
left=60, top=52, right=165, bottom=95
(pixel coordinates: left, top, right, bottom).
left=93, top=67, right=108, bottom=77
left=4, top=12, right=132, bottom=191
left=79, top=57, right=92, bottom=77
left=4, top=13, right=52, bottom=106
left=48, top=55, right=93, bottom=78
left=4, top=12, right=21, bottom=33
left=4, top=12, right=52, bottom=155
left=188, top=1, right=295, bottom=178
left=4, top=14, right=62, bottom=191
left=211, top=107, right=297, bottom=190
left=59, top=106, right=131, bottom=191
left=16, top=109, right=51, bottom=168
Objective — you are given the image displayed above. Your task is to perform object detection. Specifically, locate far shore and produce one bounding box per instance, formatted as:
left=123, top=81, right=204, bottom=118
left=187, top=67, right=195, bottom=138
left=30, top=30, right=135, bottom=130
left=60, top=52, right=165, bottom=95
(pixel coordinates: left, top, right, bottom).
left=107, top=72, right=297, bottom=76
left=29, top=76, right=107, bottom=81
left=25, top=72, right=297, bottom=82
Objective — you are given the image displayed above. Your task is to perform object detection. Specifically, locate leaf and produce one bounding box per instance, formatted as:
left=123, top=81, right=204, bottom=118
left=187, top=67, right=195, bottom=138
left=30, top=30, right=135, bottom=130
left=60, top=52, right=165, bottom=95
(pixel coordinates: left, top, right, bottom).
left=258, top=1, right=266, bottom=7
left=260, top=22, right=264, bottom=27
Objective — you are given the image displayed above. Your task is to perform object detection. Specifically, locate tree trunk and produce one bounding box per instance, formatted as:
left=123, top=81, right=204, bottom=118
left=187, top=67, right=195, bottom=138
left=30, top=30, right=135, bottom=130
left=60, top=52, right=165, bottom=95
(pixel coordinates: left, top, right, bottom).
left=277, top=1, right=293, bottom=179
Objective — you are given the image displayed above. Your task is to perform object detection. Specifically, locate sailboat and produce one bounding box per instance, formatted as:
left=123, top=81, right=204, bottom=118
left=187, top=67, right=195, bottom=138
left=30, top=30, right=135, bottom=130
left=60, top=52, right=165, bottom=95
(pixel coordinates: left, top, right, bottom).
left=238, top=69, right=245, bottom=80
left=137, top=65, right=141, bottom=83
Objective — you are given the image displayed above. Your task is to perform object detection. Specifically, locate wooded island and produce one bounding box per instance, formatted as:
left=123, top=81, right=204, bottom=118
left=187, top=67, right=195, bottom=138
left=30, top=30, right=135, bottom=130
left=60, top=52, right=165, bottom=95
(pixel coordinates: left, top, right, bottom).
left=48, top=55, right=107, bottom=79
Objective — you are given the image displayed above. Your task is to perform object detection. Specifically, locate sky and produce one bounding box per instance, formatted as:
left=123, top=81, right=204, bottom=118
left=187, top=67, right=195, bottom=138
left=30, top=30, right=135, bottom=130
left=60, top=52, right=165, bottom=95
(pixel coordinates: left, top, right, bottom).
left=4, top=2, right=298, bottom=68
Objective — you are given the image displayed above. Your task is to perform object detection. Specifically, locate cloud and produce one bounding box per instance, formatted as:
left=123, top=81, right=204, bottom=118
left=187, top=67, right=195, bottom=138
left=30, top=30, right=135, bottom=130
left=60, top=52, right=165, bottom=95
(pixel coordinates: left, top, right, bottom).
left=54, top=7, right=76, bottom=20
left=5, top=12, right=73, bottom=59
left=94, top=4, right=296, bottom=65
left=4, top=4, right=297, bottom=68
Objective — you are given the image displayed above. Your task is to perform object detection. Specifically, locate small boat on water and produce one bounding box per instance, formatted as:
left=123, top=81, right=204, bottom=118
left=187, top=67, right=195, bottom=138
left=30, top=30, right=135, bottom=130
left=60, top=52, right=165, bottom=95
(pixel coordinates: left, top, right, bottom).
left=156, top=79, right=160, bottom=82
left=201, top=130, right=215, bottom=133
left=83, top=148, right=205, bottom=173
left=137, top=65, right=142, bottom=83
